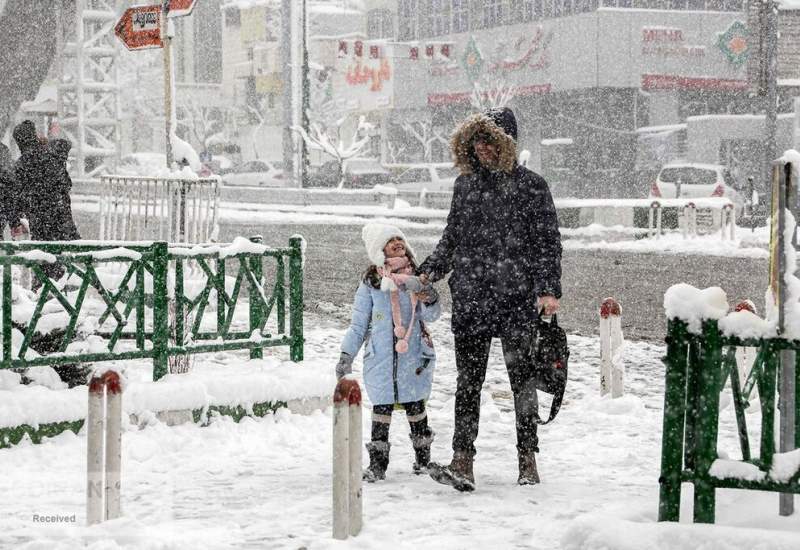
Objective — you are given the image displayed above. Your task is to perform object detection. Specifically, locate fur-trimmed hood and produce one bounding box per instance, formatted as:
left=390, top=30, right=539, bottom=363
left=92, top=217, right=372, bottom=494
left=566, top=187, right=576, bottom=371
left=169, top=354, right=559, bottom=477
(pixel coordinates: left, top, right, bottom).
left=450, top=108, right=518, bottom=175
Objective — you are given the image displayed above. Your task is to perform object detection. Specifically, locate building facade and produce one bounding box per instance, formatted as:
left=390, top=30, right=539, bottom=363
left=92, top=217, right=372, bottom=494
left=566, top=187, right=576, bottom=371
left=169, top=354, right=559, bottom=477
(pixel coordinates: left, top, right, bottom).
left=361, top=0, right=767, bottom=197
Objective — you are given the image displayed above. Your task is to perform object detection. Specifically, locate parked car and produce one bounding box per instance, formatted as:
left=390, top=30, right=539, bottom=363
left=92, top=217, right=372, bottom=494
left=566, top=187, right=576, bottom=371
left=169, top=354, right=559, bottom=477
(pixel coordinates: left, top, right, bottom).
left=221, top=160, right=284, bottom=187
left=307, top=158, right=392, bottom=188
left=118, top=152, right=168, bottom=175
left=649, top=163, right=744, bottom=210
left=389, top=163, right=460, bottom=192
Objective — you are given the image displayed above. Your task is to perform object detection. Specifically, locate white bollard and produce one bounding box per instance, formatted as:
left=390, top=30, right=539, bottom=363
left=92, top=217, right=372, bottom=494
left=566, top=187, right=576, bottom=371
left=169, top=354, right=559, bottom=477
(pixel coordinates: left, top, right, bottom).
left=649, top=201, right=662, bottom=239
left=721, top=204, right=735, bottom=241
left=600, top=298, right=624, bottom=398
left=86, top=370, right=123, bottom=526
left=332, top=378, right=363, bottom=539
left=683, top=202, right=697, bottom=239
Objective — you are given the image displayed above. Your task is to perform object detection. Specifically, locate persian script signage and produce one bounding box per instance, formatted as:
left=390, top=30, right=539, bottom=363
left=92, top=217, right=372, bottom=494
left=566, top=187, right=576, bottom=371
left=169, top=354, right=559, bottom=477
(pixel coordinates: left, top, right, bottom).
left=641, top=26, right=705, bottom=58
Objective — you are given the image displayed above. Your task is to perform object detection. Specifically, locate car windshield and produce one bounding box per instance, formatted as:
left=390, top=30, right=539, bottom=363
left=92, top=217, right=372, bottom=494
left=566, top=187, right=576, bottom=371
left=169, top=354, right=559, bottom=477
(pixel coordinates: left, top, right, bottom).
left=436, top=166, right=460, bottom=179
left=397, top=168, right=429, bottom=183
left=659, top=167, right=717, bottom=185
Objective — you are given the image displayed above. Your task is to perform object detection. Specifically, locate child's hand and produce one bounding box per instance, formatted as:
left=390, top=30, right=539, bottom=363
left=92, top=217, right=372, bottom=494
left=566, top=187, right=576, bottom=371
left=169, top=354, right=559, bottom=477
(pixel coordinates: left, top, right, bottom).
left=416, top=286, right=439, bottom=305
left=335, top=352, right=353, bottom=379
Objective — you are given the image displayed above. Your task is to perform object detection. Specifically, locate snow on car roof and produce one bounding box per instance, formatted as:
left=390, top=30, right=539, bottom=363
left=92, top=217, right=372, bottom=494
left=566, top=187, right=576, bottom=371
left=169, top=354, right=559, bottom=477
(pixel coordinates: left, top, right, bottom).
left=660, top=163, right=725, bottom=171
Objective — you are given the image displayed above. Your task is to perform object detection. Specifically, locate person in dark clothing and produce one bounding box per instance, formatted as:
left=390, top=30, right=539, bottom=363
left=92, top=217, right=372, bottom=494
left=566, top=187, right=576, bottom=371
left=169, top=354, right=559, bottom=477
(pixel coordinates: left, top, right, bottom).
left=12, top=120, right=80, bottom=285
left=0, top=143, right=15, bottom=239
left=414, top=107, right=563, bottom=492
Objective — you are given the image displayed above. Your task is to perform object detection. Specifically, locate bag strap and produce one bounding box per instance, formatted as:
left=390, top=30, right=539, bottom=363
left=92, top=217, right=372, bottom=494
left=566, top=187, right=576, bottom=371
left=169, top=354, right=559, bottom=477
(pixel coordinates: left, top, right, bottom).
left=535, top=385, right=565, bottom=425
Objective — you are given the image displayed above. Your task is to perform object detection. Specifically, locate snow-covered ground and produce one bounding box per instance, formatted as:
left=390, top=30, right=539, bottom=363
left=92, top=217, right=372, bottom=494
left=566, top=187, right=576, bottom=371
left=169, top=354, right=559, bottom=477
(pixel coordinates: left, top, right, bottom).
left=0, top=309, right=798, bottom=549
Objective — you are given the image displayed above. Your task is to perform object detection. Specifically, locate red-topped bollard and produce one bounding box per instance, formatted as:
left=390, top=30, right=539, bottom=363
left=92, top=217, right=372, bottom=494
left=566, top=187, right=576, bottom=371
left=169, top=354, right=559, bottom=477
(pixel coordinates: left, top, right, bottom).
left=599, top=298, right=624, bottom=398
left=87, top=369, right=123, bottom=526
left=332, top=377, right=362, bottom=539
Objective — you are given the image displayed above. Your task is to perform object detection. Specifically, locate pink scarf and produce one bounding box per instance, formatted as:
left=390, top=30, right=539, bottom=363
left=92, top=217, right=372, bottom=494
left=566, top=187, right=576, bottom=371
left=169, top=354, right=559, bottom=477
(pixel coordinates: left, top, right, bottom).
left=377, top=257, right=418, bottom=353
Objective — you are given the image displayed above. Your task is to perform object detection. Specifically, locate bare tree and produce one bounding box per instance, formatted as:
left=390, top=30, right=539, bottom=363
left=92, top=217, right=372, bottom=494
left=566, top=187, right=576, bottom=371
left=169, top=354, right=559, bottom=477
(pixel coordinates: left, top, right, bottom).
left=470, top=74, right=518, bottom=111
left=400, top=120, right=448, bottom=163
left=293, top=115, right=373, bottom=188
left=176, top=98, right=224, bottom=152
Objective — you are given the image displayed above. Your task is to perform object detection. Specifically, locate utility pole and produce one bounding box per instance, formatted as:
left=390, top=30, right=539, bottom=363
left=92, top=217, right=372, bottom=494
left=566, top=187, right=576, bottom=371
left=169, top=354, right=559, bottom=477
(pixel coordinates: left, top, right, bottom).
left=281, top=0, right=293, bottom=187
left=162, top=0, right=174, bottom=168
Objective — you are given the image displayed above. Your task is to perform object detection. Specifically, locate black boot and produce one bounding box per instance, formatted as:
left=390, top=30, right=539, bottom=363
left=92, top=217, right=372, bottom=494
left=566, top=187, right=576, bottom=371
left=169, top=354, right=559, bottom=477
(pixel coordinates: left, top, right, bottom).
left=363, top=441, right=390, bottom=482
left=410, top=430, right=434, bottom=474
left=428, top=450, right=475, bottom=492
left=518, top=450, right=540, bottom=485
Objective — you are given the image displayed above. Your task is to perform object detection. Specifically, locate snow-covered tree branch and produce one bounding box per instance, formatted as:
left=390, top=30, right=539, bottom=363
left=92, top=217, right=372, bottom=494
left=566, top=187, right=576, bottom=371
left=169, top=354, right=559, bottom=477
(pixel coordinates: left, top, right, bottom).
left=292, top=115, right=373, bottom=188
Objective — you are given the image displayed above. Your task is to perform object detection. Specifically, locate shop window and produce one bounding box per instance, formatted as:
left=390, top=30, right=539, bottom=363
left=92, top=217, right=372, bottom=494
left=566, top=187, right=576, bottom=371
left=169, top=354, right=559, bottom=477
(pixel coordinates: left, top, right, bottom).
left=482, top=0, right=506, bottom=28
left=430, top=0, right=451, bottom=36
left=452, top=0, right=470, bottom=31
left=367, top=9, right=394, bottom=39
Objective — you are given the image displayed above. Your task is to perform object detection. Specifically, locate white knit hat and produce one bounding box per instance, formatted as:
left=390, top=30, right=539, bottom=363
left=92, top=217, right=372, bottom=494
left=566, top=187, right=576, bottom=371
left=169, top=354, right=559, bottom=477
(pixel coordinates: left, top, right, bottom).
left=361, top=223, right=416, bottom=266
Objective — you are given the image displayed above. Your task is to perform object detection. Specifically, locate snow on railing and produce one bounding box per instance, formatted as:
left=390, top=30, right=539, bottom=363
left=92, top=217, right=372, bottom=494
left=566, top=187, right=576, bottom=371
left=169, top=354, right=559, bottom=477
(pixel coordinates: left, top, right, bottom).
left=98, top=175, right=220, bottom=243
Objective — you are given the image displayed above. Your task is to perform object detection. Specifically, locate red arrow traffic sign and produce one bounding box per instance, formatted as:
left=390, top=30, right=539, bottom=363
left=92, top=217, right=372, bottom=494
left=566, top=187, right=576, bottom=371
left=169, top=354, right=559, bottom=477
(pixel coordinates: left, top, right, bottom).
left=167, top=0, right=196, bottom=17
left=115, top=5, right=162, bottom=51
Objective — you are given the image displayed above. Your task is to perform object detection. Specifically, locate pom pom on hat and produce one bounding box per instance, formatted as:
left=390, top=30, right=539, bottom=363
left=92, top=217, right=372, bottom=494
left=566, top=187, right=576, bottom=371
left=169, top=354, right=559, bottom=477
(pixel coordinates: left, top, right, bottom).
left=361, top=223, right=416, bottom=266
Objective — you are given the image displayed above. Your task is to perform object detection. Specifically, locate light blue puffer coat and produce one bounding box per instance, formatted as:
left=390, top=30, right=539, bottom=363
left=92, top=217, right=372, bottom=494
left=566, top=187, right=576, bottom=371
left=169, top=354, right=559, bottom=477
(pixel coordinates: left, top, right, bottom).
left=341, top=281, right=441, bottom=406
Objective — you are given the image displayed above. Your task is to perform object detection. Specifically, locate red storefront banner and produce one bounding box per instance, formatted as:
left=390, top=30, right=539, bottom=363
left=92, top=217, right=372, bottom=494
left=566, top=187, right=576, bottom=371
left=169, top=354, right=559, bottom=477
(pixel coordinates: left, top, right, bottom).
left=641, top=74, right=748, bottom=91
left=428, top=84, right=551, bottom=106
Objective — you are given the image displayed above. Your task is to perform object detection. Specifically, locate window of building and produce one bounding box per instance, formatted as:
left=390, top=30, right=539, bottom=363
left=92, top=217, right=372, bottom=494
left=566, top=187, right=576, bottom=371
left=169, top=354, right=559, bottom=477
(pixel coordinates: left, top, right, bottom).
left=224, top=7, right=240, bottom=27
left=482, top=0, right=506, bottom=28
left=399, top=0, right=417, bottom=40
left=533, top=0, right=544, bottom=17
left=367, top=9, right=394, bottom=39
left=194, top=0, right=222, bottom=83
left=510, top=0, right=535, bottom=20
left=452, top=0, right=470, bottom=31
left=430, top=0, right=451, bottom=35
left=723, top=0, right=743, bottom=10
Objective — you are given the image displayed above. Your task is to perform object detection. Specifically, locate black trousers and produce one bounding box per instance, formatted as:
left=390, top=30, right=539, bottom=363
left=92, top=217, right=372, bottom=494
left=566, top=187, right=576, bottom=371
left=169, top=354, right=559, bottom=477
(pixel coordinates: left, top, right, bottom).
left=371, top=400, right=430, bottom=442
left=452, top=331, right=539, bottom=456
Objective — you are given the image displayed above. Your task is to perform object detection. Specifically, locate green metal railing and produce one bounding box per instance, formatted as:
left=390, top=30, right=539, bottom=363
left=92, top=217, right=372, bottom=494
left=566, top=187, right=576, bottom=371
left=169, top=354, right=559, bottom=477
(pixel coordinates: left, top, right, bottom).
left=658, top=319, right=800, bottom=523
left=0, top=237, right=304, bottom=381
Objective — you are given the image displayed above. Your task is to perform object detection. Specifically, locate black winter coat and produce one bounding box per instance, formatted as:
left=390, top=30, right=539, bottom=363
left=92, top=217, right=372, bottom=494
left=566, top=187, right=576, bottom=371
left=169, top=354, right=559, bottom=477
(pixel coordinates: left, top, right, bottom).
left=13, top=121, right=80, bottom=241
left=419, top=111, right=562, bottom=337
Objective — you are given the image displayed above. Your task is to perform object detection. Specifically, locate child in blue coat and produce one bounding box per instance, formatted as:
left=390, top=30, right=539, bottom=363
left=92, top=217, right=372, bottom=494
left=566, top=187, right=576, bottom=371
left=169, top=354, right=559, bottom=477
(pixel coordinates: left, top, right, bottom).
left=337, top=223, right=441, bottom=482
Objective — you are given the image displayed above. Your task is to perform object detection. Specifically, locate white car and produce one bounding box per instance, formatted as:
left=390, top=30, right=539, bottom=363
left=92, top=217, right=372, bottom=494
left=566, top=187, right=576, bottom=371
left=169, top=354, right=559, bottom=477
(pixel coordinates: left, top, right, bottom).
left=222, top=160, right=284, bottom=187
left=117, top=152, right=168, bottom=175
left=650, top=163, right=744, bottom=209
left=390, top=163, right=460, bottom=192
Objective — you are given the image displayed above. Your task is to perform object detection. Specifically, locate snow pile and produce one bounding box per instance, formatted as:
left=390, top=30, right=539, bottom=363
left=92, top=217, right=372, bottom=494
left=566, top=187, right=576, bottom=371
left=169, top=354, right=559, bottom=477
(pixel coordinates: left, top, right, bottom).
left=770, top=449, right=800, bottom=482
left=169, top=132, right=202, bottom=173
left=562, top=514, right=800, bottom=550
left=25, top=366, right=67, bottom=391
left=663, top=283, right=728, bottom=333
left=709, top=458, right=766, bottom=482
left=719, top=309, right=775, bottom=340
left=0, top=354, right=334, bottom=429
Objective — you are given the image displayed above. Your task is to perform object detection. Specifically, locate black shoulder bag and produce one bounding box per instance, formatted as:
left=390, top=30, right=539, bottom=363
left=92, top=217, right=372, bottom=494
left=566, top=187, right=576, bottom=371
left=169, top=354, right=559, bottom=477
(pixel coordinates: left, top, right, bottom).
left=529, top=312, right=569, bottom=424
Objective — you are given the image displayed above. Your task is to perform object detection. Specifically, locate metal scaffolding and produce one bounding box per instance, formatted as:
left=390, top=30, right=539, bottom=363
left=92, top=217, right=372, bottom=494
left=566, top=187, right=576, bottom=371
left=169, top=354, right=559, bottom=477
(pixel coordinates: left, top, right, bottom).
left=57, top=0, right=121, bottom=178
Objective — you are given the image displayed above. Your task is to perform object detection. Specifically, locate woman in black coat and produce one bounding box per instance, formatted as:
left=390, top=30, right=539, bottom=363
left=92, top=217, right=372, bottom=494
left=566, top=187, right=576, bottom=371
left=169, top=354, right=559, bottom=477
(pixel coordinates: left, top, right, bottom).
left=418, top=108, right=562, bottom=491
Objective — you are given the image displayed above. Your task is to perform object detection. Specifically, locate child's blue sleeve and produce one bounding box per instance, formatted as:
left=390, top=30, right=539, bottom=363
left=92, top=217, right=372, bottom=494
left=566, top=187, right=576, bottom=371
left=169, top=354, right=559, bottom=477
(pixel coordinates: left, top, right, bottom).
left=341, top=282, right=373, bottom=357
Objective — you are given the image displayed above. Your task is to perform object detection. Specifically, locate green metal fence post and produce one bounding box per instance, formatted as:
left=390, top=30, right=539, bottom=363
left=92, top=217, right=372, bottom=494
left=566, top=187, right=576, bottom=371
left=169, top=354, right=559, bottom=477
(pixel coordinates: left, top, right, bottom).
left=693, top=320, right=723, bottom=524
left=760, top=345, right=778, bottom=470
left=289, top=236, right=304, bottom=362
left=249, top=235, right=264, bottom=360
left=2, top=262, right=11, bottom=369
left=152, top=242, right=170, bottom=381
left=658, top=319, right=689, bottom=522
